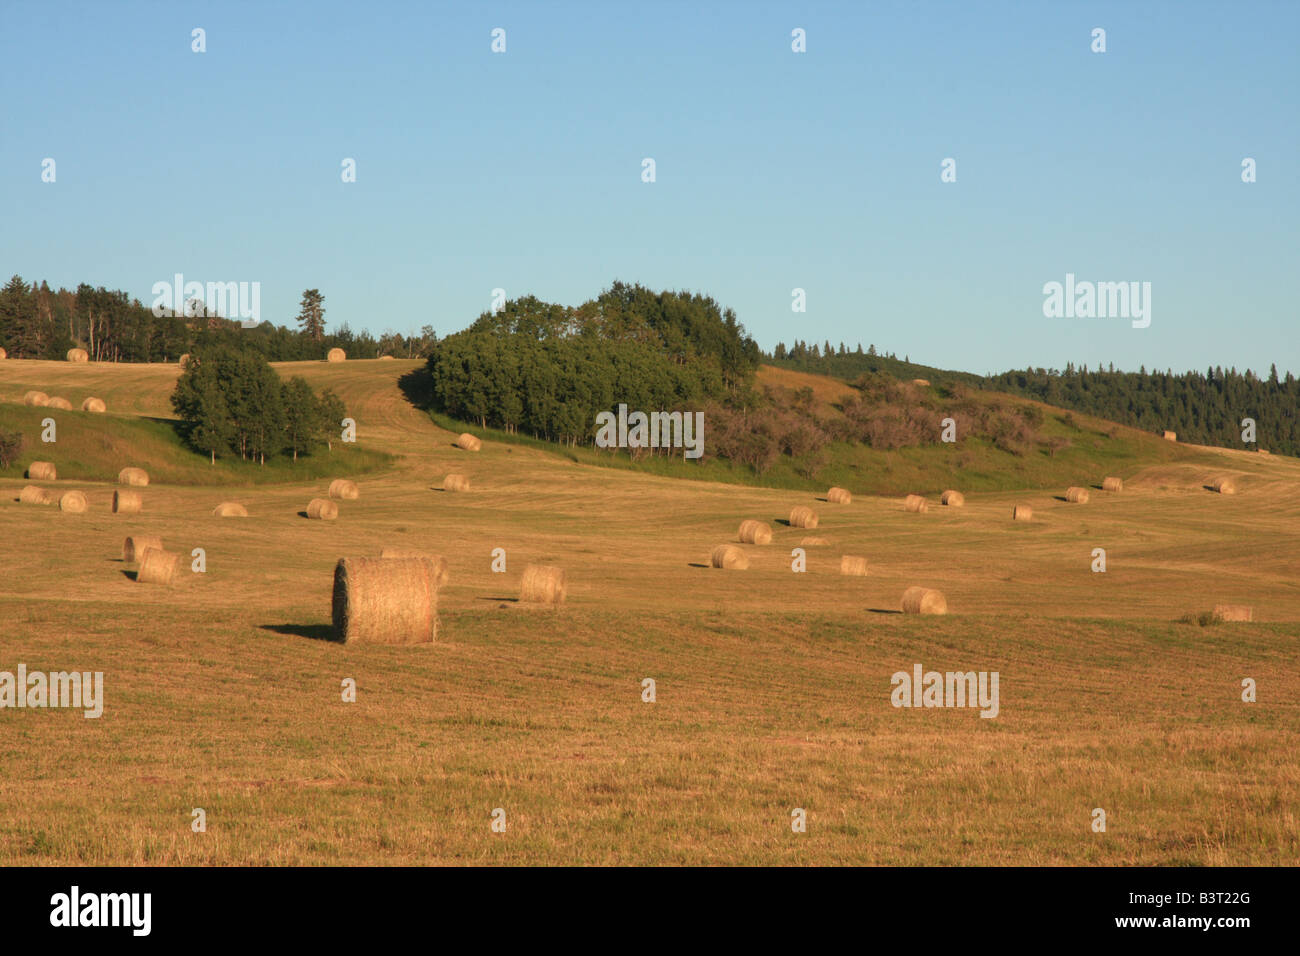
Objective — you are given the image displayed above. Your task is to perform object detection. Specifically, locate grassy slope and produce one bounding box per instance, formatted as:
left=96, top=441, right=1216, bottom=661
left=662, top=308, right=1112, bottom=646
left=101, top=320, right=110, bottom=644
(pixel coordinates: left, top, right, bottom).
left=1, top=356, right=1297, bottom=865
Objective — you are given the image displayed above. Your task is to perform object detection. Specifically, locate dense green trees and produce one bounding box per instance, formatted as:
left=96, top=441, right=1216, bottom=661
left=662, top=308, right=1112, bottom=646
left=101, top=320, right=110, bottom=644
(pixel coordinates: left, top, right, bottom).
left=171, top=348, right=344, bottom=464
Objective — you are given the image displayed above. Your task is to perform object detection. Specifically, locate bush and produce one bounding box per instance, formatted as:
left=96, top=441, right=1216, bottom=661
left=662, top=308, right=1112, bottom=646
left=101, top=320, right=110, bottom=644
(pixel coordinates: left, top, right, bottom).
left=0, top=429, right=23, bottom=469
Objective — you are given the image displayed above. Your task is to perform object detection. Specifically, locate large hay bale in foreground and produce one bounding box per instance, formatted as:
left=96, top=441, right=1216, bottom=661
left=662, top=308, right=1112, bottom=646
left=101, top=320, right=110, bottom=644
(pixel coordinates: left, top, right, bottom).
left=840, top=555, right=869, bottom=576
left=1162, top=430, right=1177, bottom=441
left=136, top=547, right=179, bottom=585
left=123, top=535, right=163, bottom=563
left=379, top=548, right=450, bottom=587
left=456, top=433, right=482, bottom=452
left=27, top=461, right=57, bottom=480
left=23, top=390, right=49, bottom=406
left=1012, top=504, right=1032, bottom=522
left=118, top=467, right=150, bottom=486
left=328, top=478, right=359, bottom=500
left=45, top=396, right=72, bottom=410
left=941, top=490, right=965, bottom=507
left=789, top=505, right=818, bottom=529
left=710, top=545, right=749, bottom=570
left=19, top=485, right=54, bottom=505
left=332, top=556, right=440, bottom=644
left=1211, top=477, right=1237, bottom=495
left=520, top=564, right=567, bottom=604
left=1102, top=476, right=1123, bottom=492
left=443, top=474, right=471, bottom=492
left=81, top=397, right=107, bottom=413
left=326, top=348, right=347, bottom=362
left=58, top=491, right=87, bottom=513
left=738, top=519, right=772, bottom=544
left=826, top=487, right=852, bottom=504
left=1213, top=604, right=1253, bottom=622
left=66, top=348, right=89, bottom=363
left=113, top=489, right=143, bottom=514
left=901, top=586, right=947, bottom=615
left=212, top=502, right=248, bottom=517
left=307, top=498, right=339, bottom=520
left=800, top=536, right=828, bottom=546
left=1066, top=486, right=1090, bottom=503
left=903, top=494, right=928, bottom=513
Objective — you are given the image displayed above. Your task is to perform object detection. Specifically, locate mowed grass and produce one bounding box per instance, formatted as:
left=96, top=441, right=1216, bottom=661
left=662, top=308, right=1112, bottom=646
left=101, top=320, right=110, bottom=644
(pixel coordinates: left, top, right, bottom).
left=1, top=358, right=1297, bottom=864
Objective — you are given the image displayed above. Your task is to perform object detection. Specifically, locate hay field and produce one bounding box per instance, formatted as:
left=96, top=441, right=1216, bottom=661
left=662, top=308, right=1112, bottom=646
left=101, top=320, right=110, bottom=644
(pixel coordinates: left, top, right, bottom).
left=1, top=359, right=1297, bottom=865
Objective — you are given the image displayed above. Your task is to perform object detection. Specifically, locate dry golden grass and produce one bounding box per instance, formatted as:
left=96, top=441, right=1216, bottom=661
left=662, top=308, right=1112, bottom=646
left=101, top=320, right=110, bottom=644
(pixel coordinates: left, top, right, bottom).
left=1, top=358, right=1298, bottom=865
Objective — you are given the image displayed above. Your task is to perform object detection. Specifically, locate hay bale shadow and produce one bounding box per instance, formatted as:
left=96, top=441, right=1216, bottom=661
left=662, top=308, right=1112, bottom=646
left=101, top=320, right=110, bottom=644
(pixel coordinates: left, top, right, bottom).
left=260, top=623, right=339, bottom=642
left=687, top=562, right=708, bottom=568
left=1052, top=495, right=1068, bottom=502
left=1202, top=484, right=1216, bottom=492
left=775, top=519, right=792, bottom=527
left=120, top=570, right=138, bottom=581
left=297, top=510, right=309, bottom=518
left=867, top=608, right=902, bottom=614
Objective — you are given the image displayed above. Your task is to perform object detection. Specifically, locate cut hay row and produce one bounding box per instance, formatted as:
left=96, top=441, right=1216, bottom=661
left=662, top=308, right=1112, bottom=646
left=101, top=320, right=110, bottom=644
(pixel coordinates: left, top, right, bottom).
left=379, top=548, right=450, bottom=587
left=1211, top=477, right=1237, bottom=495
left=840, top=555, right=869, bottom=576
left=118, top=467, right=150, bottom=487
left=826, top=487, right=852, bottom=504
left=902, top=586, right=947, bottom=615
left=307, top=498, right=338, bottom=520
left=58, top=491, right=87, bottom=513
left=113, top=489, right=143, bottom=514
left=19, top=485, right=55, bottom=505
left=1066, top=486, right=1090, bottom=503
left=444, top=474, right=471, bottom=492
left=212, top=502, right=248, bottom=517
left=82, top=397, right=106, bottom=413
left=328, top=478, right=359, bottom=500
left=941, top=490, right=964, bottom=507
left=903, top=494, right=928, bottom=514
left=710, top=545, right=749, bottom=570
left=123, top=535, right=163, bottom=563
left=332, top=556, right=439, bottom=643
left=456, top=433, right=482, bottom=452
left=1102, top=476, right=1123, bottom=492
left=1013, top=505, right=1032, bottom=522
left=1213, top=604, right=1253, bottom=622
left=27, top=461, right=57, bottom=480
left=136, top=547, right=179, bottom=585
left=520, top=564, right=567, bottom=604
left=789, top=505, right=818, bottom=529
left=326, top=348, right=347, bottom=362
left=800, top=536, right=828, bottom=546
left=66, top=348, right=89, bottom=363
left=738, top=519, right=772, bottom=544
left=22, top=390, right=48, bottom=406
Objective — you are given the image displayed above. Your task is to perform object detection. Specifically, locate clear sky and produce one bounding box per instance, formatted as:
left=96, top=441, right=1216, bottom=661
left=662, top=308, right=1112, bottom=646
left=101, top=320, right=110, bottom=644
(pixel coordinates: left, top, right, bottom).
left=2, top=0, right=1296, bottom=375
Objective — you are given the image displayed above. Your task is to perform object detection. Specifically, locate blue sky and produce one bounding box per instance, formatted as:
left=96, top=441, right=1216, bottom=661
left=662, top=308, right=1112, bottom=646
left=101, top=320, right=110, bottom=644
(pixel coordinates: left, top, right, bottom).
left=2, top=0, right=1296, bottom=375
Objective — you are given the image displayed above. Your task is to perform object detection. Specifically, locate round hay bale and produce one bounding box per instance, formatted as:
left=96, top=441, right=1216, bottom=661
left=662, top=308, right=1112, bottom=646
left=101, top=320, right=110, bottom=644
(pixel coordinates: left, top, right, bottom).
left=328, top=478, right=359, bottom=500
left=379, top=355, right=396, bottom=360
left=911, top=378, right=930, bottom=387
left=520, top=564, right=567, bottom=604
left=456, top=433, right=482, bottom=452
left=1012, top=504, right=1032, bottom=522
left=1162, top=430, right=1177, bottom=441
left=443, top=474, right=471, bottom=492
left=1211, top=477, right=1237, bottom=495
left=66, top=348, right=89, bottom=363
left=136, top=547, right=179, bottom=585
left=1066, top=486, right=1090, bottom=503
left=0, top=347, right=6, bottom=359
left=1213, top=604, right=1253, bottom=622
left=789, top=505, right=818, bottom=529
left=903, top=494, right=928, bottom=513
left=941, top=490, right=965, bottom=507
left=19, top=485, right=54, bottom=505
left=58, top=490, right=87, bottom=513
left=81, top=396, right=107, bottom=413
left=307, top=498, right=339, bottom=520
left=212, top=502, right=248, bottom=517
left=379, top=548, right=450, bottom=588
left=738, top=519, right=772, bottom=544
left=118, top=467, right=150, bottom=487
left=799, top=536, right=829, bottom=546
left=113, top=489, right=143, bottom=514
left=1258, top=449, right=1270, bottom=456
left=902, top=586, right=947, bottom=615
left=178, top=353, right=191, bottom=369
left=45, top=396, right=72, bottom=410
left=326, top=348, right=346, bottom=362
left=1102, top=476, right=1123, bottom=492
left=826, top=487, right=852, bottom=504
left=332, top=556, right=440, bottom=643
left=840, top=555, right=869, bottom=576
left=22, top=390, right=49, bottom=406
left=27, top=461, right=57, bottom=480
left=710, top=545, right=749, bottom=570
left=122, top=535, right=163, bottom=563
